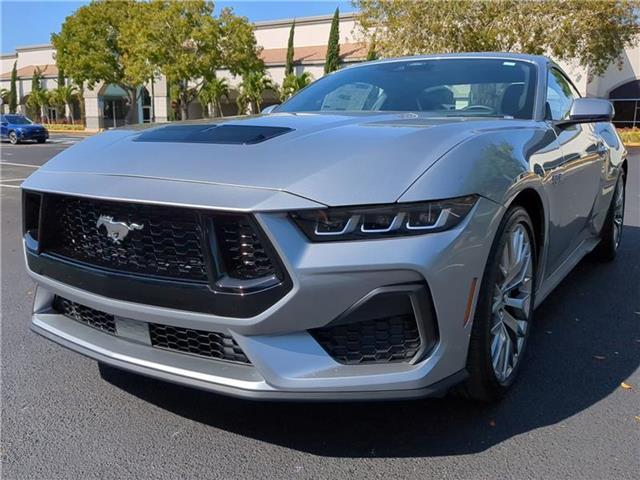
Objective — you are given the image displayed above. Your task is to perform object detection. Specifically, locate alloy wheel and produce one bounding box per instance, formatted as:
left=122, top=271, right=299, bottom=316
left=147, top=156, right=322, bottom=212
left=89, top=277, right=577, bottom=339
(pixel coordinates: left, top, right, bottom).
left=490, top=223, right=533, bottom=383
left=612, top=176, right=625, bottom=250
left=9, top=131, right=18, bottom=144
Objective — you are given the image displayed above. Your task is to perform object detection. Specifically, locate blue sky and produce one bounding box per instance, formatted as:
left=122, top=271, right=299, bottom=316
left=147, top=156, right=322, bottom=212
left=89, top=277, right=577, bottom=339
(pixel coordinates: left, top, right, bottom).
left=0, top=0, right=356, bottom=54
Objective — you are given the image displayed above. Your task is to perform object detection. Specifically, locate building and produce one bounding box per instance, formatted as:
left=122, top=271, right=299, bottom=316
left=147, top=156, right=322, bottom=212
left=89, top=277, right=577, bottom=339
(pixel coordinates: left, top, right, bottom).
left=1, top=11, right=638, bottom=130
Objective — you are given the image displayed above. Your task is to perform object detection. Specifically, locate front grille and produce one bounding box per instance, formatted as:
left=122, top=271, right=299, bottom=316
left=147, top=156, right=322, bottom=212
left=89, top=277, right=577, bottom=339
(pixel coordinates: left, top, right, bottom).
left=310, top=315, right=422, bottom=365
left=44, top=195, right=208, bottom=282
left=40, top=194, right=280, bottom=284
left=53, top=296, right=117, bottom=334
left=149, top=323, right=251, bottom=364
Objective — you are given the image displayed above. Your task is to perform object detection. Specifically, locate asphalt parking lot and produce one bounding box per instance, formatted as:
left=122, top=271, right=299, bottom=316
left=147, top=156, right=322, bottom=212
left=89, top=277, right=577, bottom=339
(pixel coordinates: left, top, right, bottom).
left=1, top=136, right=639, bottom=480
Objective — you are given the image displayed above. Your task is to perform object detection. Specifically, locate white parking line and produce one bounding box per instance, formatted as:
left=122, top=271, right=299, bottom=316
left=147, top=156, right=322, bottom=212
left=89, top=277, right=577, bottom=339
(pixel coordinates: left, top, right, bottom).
left=0, top=178, right=26, bottom=182
left=0, top=184, right=21, bottom=188
left=0, top=162, right=40, bottom=168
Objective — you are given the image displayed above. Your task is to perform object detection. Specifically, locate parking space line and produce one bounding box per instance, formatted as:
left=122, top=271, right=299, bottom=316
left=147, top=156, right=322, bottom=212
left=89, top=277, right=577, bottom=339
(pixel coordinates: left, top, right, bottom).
left=0, top=162, right=40, bottom=168
left=0, top=184, right=21, bottom=188
left=0, top=178, right=26, bottom=182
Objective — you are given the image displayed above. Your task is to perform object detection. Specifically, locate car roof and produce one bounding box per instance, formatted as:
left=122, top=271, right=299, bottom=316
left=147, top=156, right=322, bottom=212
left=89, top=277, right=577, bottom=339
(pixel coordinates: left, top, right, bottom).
left=345, top=52, right=550, bottom=70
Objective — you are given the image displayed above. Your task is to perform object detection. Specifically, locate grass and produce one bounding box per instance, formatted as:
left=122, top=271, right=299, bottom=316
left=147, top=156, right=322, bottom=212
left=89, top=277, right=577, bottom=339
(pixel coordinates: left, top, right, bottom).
left=617, top=128, right=640, bottom=146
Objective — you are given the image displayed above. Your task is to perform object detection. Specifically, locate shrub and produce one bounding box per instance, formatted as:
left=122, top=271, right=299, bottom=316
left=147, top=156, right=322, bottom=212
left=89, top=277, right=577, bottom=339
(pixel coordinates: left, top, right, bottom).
left=44, top=123, right=85, bottom=131
left=617, top=128, right=640, bottom=146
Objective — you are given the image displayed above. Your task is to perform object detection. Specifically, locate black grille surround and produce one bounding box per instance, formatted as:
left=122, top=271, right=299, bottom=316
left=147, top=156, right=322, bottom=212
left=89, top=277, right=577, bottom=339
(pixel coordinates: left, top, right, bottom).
left=53, top=296, right=117, bottom=335
left=24, top=192, right=292, bottom=317
left=52, top=296, right=251, bottom=364
left=149, top=323, right=250, bottom=364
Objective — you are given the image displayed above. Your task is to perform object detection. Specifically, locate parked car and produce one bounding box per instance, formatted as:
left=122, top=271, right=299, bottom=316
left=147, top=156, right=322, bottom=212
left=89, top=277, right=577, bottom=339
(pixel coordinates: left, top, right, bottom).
left=1, top=114, right=49, bottom=144
left=21, top=53, right=626, bottom=402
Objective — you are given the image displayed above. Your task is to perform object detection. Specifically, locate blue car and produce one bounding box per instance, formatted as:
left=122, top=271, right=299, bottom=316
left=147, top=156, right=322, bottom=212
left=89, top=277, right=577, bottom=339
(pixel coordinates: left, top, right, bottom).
left=1, top=114, right=49, bottom=144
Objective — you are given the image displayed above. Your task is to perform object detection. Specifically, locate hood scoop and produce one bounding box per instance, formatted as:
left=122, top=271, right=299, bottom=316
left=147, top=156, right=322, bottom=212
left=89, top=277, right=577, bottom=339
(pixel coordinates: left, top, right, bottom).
left=133, top=124, right=293, bottom=145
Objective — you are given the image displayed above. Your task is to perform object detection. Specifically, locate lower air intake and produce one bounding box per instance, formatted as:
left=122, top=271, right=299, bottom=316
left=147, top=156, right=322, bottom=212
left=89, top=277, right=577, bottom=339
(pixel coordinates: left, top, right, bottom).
left=149, top=323, right=251, bottom=364
left=53, top=296, right=117, bottom=335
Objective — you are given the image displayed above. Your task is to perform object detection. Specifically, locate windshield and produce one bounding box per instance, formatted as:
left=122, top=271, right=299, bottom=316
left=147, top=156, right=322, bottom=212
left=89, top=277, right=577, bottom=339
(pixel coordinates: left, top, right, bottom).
left=3, top=115, right=33, bottom=125
left=279, top=58, right=537, bottom=119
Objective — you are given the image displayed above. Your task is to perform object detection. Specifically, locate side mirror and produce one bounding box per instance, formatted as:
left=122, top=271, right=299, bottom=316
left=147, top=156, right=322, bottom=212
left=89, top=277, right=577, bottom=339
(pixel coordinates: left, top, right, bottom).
left=556, top=98, right=614, bottom=127
left=261, top=104, right=279, bottom=114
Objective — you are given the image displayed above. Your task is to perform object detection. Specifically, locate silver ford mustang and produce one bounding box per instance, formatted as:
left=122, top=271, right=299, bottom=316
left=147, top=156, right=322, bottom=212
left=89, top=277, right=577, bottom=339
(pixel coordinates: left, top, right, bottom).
left=22, top=53, right=627, bottom=401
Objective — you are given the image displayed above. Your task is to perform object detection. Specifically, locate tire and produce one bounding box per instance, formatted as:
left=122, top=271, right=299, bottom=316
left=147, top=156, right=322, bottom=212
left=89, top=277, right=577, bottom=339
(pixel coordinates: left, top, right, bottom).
left=591, top=172, right=625, bottom=262
left=37, top=138, right=46, bottom=144
left=458, top=206, right=537, bottom=402
left=8, top=131, right=19, bottom=144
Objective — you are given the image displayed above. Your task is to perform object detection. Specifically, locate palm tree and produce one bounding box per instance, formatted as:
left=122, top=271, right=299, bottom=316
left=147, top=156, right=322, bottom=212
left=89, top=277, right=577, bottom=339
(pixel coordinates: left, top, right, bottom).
left=199, top=77, right=229, bottom=118
left=237, top=71, right=276, bottom=115
left=280, top=72, right=313, bottom=101
left=50, top=84, right=78, bottom=123
left=26, top=89, right=49, bottom=123
left=0, top=88, right=9, bottom=112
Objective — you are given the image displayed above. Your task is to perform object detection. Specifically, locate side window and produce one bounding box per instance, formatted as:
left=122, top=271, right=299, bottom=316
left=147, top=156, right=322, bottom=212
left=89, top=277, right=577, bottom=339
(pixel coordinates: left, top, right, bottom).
left=546, top=69, right=576, bottom=120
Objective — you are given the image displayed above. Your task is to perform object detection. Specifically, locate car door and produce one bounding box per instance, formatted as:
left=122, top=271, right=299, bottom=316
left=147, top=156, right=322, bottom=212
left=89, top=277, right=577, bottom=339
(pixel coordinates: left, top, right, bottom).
left=0, top=116, right=7, bottom=139
left=542, top=68, right=604, bottom=274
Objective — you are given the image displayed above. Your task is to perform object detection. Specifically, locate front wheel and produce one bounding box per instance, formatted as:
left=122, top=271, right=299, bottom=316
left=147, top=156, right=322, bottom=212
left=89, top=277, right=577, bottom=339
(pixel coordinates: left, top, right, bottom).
left=8, top=131, right=19, bottom=144
left=458, top=206, right=536, bottom=401
left=37, top=138, right=46, bottom=144
left=591, top=171, right=625, bottom=261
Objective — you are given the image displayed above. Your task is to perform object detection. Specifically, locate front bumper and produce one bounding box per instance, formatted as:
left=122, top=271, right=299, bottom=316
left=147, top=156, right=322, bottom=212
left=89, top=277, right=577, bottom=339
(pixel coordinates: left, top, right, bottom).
left=17, top=129, right=48, bottom=140
left=24, top=178, right=503, bottom=400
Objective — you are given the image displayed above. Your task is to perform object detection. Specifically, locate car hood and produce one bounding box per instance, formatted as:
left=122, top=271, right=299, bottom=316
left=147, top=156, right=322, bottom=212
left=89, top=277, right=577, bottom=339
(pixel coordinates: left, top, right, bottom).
left=14, top=123, right=45, bottom=130
left=37, top=113, right=518, bottom=206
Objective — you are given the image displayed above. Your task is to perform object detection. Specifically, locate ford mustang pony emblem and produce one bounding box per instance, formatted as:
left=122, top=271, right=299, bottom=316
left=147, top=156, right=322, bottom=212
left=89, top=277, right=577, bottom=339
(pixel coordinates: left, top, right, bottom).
left=96, top=215, right=144, bottom=244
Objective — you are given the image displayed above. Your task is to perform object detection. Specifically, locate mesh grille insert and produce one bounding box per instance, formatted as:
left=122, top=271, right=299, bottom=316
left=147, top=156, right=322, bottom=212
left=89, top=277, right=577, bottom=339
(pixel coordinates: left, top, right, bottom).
left=310, top=315, right=422, bottom=365
left=53, top=296, right=117, bottom=335
left=149, top=323, right=251, bottom=364
left=44, top=195, right=208, bottom=282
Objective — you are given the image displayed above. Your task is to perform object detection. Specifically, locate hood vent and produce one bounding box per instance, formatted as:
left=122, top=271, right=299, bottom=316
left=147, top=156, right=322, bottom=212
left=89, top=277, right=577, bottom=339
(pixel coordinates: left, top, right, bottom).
left=134, top=124, right=293, bottom=145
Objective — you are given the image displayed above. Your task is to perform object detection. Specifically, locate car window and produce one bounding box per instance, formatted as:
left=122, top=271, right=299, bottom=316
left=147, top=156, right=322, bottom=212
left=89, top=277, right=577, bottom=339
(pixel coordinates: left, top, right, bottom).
left=280, top=58, right=538, bottom=119
left=546, top=69, right=576, bottom=120
left=4, top=115, right=32, bottom=125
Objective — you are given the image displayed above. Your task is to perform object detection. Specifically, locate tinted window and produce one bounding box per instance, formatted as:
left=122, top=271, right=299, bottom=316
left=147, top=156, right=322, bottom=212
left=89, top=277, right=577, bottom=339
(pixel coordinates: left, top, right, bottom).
left=4, top=115, right=32, bottom=125
left=546, top=69, right=577, bottom=120
left=279, top=58, right=538, bottom=119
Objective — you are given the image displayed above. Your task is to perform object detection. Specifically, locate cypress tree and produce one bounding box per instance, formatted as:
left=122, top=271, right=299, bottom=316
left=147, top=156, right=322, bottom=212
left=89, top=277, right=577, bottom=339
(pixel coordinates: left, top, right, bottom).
left=324, top=8, right=340, bottom=74
left=366, top=34, right=377, bottom=61
left=9, top=61, right=17, bottom=113
left=57, top=66, right=65, bottom=87
left=285, top=20, right=295, bottom=76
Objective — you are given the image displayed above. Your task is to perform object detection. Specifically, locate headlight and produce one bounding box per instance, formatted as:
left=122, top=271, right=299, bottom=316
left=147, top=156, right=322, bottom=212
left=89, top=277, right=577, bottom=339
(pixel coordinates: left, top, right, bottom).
left=291, top=195, right=478, bottom=241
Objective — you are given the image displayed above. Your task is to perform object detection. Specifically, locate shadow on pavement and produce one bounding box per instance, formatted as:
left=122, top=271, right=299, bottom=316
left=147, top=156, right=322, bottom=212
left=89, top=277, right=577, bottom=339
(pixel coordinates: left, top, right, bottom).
left=100, top=227, right=640, bottom=458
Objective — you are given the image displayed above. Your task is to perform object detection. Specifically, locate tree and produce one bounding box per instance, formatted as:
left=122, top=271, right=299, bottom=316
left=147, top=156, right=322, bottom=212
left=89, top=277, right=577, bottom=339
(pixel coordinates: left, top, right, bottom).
left=218, top=7, right=263, bottom=77
left=355, top=0, right=640, bottom=75
left=366, top=34, right=377, bottom=61
left=237, top=70, right=276, bottom=114
left=121, top=0, right=221, bottom=121
left=199, top=77, right=229, bottom=117
left=285, top=20, right=295, bottom=76
left=9, top=61, right=17, bottom=113
left=26, top=68, right=48, bottom=122
left=50, top=84, right=78, bottom=123
left=57, top=66, right=65, bottom=88
left=324, top=8, right=341, bottom=74
left=280, top=71, right=313, bottom=101
left=52, top=0, right=148, bottom=125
